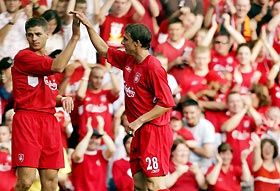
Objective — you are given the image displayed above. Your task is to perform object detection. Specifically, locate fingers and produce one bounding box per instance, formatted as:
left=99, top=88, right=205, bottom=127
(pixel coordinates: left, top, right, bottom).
left=62, top=97, right=74, bottom=113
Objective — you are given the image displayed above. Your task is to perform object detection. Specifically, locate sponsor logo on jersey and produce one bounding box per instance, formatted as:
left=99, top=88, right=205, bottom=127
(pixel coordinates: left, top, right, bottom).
left=44, top=76, right=57, bottom=90
left=124, top=82, right=135, bottom=98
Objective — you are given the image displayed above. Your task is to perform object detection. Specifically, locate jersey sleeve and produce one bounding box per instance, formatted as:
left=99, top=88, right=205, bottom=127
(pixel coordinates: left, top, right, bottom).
left=148, top=57, right=175, bottom=108
left=14, top=49, right=54, bottom=76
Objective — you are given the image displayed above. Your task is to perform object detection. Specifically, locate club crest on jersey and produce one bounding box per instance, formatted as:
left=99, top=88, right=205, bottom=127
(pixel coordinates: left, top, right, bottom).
left=134, top=72, right=141, bottom=83
left=125, top=66, right=131, bottom=72
left=18, top=154, right=24, bottom=163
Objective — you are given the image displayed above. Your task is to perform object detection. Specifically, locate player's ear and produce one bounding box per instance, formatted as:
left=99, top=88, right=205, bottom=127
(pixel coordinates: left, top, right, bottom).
left=135, top=40, right=141, bottom=47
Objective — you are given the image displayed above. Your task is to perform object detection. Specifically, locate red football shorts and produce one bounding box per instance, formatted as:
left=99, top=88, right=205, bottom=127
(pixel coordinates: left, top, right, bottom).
left=130, top=123, right=173, bottom=177
left=12, top=110, right=64, bottom=169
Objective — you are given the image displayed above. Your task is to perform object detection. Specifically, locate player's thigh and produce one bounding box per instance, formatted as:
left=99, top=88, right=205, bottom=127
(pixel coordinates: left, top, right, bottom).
left=133, top=171, right=147, bottom=191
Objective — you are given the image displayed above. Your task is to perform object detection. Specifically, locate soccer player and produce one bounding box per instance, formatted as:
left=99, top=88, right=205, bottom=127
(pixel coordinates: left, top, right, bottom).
left=72, top=10, right=175, bottom=191
left=11, top=15, right=81, bottom=190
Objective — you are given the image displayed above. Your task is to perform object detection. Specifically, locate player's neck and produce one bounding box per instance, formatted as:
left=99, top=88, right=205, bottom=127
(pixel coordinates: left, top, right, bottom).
left=135, top=49, right=150, bottom=64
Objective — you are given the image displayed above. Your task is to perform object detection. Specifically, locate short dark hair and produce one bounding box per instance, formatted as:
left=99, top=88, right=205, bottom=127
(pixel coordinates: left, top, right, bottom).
left=168, top=17, right=183, bottom=26
left=125, top=24, right=151, bottom=49
left=42, top=10, right=62, bottom=34
left=182, top=99, right=199, bottom=108
left=25, top=17, right=48, bottom=32
left=261, top=138, right=278, bottom=159
left=218, top=142, right=233, bottom=153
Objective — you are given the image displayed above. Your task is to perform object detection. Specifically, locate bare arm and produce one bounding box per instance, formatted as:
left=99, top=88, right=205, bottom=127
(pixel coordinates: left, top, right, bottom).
left=130, top=0, right=145, bottom=22
left=200, top=14, right=218, bottom=47
left=72, top=117, right=93, bottom=162
left=190, top=163, right=207, bottom=190
left=51, top=15, right=80, bottom=72
left=147, top=0, right=160, bottom=17
left=184, top=14, right=203, bottom=40
left=0, top=9, right=23, bottom=43
left=222, top=13, right=246, bottom=44
left=252, top=134, right=262, bottom=172
left=190, top=143, right=214, bottom=158
left=221, top=107, right=247, bottom=132
left=241, top=148, right=252, bottom=182
left=166, top=164, right=189, bottom=188
left=203, top=0, right=218, bottom=28
left=206, top=153, right=222, bottom=185
left=76, top=61, right=91, bottom=100
left=128, top=105, right=171, bottom=134
left=96, top=116, right=116, bottom=159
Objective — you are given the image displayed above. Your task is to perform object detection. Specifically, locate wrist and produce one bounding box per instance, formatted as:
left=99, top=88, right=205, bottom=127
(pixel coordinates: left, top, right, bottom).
left=61, top=96, right=67, bottom=102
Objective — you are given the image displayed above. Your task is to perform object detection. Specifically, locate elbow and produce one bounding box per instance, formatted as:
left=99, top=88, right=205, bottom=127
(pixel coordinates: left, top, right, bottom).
left=51, top=65, right=65, bottom=73
left=76, top=94, right=85, bottom=101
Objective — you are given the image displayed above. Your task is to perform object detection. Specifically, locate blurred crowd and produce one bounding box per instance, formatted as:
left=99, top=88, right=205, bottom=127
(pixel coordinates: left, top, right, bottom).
left=1, top=0, right=280, bottom=190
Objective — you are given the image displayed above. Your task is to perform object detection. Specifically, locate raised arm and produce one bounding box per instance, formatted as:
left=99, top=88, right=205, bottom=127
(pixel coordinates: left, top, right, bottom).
left=51, top=15, right=80, bottom=72
left=76, top=60, right=91, bottom=100
left=206, top=152, right=222, bottom=185
left=222, top=13, right=246, bottom=44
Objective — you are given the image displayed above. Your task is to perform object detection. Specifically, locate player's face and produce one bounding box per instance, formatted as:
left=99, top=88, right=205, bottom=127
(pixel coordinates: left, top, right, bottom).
left=182, top=106, right=200, bottom=127
left=0, top=126, right=11, bottom=143
left=121, top=32, right=137, bottom=55
left=172, top=143, right=189, bottom=164
left=26, top=26, right=49, bottom=52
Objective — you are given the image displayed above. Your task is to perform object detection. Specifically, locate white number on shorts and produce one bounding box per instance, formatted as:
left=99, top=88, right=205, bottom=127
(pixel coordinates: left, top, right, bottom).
left=146, top=157, right=159, bottom=170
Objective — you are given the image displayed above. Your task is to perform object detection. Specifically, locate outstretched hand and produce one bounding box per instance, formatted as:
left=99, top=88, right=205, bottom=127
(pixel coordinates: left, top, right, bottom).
left=69, top=11, right=91, bottom=27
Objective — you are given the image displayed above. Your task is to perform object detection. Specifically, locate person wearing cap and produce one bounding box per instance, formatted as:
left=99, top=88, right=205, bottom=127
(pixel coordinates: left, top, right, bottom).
left=71, top=116, right=116, bottom=191
left=73, top=11, right=175, bottom=191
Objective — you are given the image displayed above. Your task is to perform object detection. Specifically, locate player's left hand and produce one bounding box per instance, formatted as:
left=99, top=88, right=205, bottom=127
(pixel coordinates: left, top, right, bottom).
left=61, top=97, right=74, bottom=113
left=127, top=119, right=143, bottom=136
